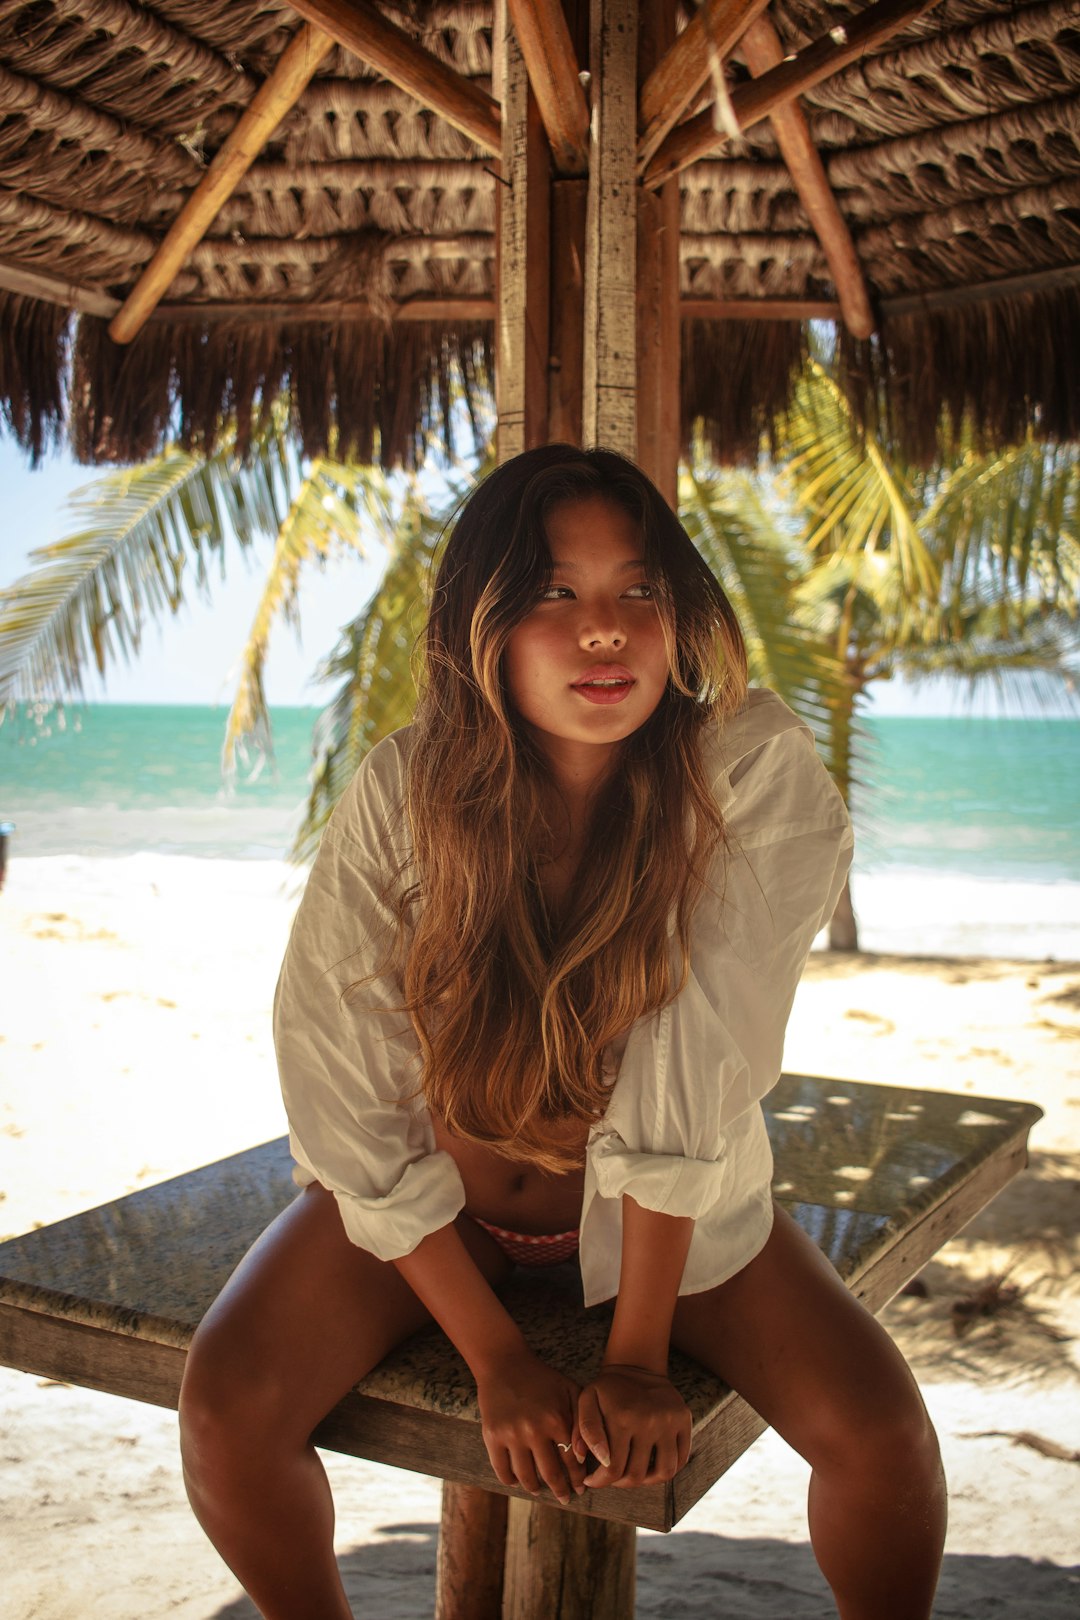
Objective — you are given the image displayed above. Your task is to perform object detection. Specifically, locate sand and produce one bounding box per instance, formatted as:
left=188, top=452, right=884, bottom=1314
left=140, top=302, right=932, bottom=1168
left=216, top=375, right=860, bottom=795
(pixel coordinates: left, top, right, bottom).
left=1, top=855, right=1078, bottom=1619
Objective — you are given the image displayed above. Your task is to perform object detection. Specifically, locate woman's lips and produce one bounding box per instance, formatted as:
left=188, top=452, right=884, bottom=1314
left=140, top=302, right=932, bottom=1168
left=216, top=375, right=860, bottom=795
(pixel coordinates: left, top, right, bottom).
left=571, top=676, right=635, bottom=705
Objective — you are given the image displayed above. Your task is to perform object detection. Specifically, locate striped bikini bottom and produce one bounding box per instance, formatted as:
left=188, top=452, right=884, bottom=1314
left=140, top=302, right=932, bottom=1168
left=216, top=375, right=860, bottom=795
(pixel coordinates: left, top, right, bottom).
left=473, top=1216, right=580, bottom=1267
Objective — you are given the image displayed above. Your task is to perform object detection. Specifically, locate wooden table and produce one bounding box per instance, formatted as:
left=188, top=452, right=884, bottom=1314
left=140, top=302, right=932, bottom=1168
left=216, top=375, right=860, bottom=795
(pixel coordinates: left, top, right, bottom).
left=0, top=1073, right=1041, bottom=1618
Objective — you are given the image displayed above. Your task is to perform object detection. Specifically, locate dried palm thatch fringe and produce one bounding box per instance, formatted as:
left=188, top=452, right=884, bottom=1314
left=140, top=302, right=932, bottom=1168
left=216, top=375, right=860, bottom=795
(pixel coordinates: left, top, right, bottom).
left=838, top=282, right=1080, bottom=467
left=680, top=318, right=810, bottom=466
left=0, top=291, right=68, bottom=465
left=69, top=310, right=493, bottom=468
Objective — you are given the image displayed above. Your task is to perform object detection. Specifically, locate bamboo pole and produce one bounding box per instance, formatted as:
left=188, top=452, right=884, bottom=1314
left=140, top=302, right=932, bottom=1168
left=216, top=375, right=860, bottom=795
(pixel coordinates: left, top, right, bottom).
left=108, top=25, right=334, bottom=344
left=507, top=0, right=590, bottom=176
left=643, top=0, right=939, bottom=189
left=740, top=17, right=874, bottom=339
left=290, top=0, right=501, bottom=154
left=637, top=0, right=770, bottom=171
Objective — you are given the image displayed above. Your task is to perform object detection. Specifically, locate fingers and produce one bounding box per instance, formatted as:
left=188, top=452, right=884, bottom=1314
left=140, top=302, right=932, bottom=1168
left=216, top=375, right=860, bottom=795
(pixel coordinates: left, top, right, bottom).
left=487, top=1434, right=586, bottom=1504
left=576, top=1384, right=612, bottom=1470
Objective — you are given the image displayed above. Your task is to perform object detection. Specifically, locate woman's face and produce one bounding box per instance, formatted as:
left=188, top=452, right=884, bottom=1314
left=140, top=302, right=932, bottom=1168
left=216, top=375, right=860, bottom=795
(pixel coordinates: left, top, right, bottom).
left=502, top=496, right=670, bottom=790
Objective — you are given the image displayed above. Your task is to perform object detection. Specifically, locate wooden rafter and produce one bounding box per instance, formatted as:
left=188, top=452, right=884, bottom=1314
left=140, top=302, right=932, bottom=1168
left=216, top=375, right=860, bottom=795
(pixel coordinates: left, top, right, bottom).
left=290, top=0, right=501, bottom=154
left=682, top=297, right=842, bottom=321
left=506, top=0, right=590, bottom=176
left=108, top=25, right=334, bottom=344
left=0, top=259, right=118, bottom=320
left=740, top=17, right=874, bottom=339
left=637, top=0, right=770, bottom=172
left=643, top=0, right=940, bottom=189
left=881, top=261, right=1080, bottom=316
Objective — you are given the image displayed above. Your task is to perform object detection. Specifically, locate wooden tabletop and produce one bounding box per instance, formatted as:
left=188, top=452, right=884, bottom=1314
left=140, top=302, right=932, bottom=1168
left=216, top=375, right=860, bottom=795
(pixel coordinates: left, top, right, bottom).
left=0, top=1073, right=1041, bottom=1533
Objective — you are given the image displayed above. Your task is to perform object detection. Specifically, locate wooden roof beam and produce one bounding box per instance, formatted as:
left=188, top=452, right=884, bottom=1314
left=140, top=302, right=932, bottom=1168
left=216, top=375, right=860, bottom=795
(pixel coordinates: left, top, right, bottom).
left=644, top=0, right=940, bottom=189
left=506, top=0, right=590, bottom=175
left=108, top=24, right=334, bottom=345
left=739, top=17, right=874, bottom=338
left=637, top=0, right=771, bottom=172
left=290, top=0, right=501, bottom=154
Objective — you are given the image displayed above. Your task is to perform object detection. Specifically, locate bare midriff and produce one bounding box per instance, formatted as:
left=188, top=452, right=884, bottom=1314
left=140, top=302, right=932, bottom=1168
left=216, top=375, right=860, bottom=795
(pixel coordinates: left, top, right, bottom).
left=432, top=1112, right=589, bottom=1235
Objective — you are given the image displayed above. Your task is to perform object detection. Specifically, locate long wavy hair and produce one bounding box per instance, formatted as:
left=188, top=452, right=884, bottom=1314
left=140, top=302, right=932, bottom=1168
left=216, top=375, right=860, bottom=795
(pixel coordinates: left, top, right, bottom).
left=399, top=444, right=748, bottom=1170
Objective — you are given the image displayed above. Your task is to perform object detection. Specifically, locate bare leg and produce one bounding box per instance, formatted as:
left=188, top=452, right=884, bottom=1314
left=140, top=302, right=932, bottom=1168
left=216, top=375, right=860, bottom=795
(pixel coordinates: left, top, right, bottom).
left=179, top=1185, right=510, bottom=1620
left=673, top=1206, right=946, bottom=1620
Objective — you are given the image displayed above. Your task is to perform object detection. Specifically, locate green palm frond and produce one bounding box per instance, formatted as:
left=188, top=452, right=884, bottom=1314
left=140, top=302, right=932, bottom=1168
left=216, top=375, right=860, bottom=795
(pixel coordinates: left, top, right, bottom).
left=924, top=437, right=1080, bottom=628
left=291, top=482, right=450, bottom=862
left=680, top=464, right=850, bottom=769
left=781, top=360, right=939, bottom=617
left=0, top=420, right=293, bottom=711
left=222, top=457, right=397, bottom=777
left=889, top=601, right=1080, bottom=693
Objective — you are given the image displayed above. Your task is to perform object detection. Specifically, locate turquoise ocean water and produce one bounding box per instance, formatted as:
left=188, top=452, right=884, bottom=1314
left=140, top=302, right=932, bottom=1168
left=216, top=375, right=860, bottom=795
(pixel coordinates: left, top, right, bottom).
left=2, top=704, right=1078, bottom=956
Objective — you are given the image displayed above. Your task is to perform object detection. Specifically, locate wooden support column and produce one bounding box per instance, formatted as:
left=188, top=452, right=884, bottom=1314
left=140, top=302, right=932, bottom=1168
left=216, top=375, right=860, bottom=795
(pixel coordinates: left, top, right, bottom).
left=502, top=1498, right=637, bottom=1620
left=549, top=177, right=588, bottom=445
left=582, top=0, right=638, bottom=456
left=546, top=0, right=589, bottom=447
left=496, top=1, right=552, bottom=461
left=636, top=0, right=680, bottom=504
left=434, top=1484, right=508, bottom=1620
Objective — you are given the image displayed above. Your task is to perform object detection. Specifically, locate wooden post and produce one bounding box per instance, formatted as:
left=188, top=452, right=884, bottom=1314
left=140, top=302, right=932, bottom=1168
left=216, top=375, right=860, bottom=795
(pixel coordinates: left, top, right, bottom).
left=434, top=1484, right=508, bottom=1620
left=547, top=0, right=589, bottom=446
left=502, top=1498, right=637, bottom=1620
left=635, top=0, right=680, bottom=503
left=496, top=0, right=552, bottom=461
left=581, top=0, right=637, bottom=456
left=548, top=177, right=588, bottom=445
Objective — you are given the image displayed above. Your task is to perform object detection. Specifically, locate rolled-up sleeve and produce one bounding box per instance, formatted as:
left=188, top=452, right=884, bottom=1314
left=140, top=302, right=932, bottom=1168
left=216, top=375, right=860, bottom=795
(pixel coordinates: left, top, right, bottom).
left=274, top=739, right=466, bottom=1259
left=580, top=692, right=853, bottom=1298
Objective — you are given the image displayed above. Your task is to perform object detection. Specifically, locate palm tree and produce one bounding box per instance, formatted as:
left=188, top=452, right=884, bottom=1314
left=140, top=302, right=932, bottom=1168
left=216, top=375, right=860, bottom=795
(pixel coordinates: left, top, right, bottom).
left=776, top=358, right=1080, bottom=944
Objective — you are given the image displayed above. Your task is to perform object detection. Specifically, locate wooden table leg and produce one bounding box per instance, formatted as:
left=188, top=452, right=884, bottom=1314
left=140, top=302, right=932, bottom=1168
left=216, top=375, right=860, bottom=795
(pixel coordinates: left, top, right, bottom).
left=502, top=1497, right=637, bottom=1620
left=434, top=1482, right=508, bottom=1620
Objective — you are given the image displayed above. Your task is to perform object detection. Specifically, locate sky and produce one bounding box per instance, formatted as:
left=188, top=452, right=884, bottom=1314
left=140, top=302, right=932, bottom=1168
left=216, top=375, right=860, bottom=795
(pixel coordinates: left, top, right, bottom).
left=1, top=436, right=1074, bottom=717
left=0, top=436, right=390, bottom=709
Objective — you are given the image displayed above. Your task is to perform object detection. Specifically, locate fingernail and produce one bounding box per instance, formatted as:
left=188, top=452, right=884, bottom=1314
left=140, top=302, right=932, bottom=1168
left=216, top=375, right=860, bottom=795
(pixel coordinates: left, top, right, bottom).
left=574, top=1447, right=586, bottom=1464
left=598, top=1453, right=611, bottom=1468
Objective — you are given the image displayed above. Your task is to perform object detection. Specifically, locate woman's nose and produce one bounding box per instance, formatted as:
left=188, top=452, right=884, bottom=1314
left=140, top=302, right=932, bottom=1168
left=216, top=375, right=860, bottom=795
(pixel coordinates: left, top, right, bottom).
left=579, top=608, right=626, bottom=650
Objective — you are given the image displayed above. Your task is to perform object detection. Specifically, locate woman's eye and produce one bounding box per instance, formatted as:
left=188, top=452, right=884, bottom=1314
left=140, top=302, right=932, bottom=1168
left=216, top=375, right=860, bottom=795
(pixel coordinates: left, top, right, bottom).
left=539, top=585, right=573, bottom=601
left=625, top=582, right=653, bottom=599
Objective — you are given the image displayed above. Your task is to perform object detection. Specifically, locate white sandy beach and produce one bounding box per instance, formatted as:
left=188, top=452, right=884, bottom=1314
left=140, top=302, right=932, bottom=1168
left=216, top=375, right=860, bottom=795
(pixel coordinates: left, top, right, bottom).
left=1, top=855, right=1078, bottom=1619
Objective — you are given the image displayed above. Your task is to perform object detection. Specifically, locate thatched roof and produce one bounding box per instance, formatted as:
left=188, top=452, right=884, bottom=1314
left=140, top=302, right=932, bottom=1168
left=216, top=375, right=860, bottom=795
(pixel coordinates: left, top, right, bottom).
left=1, top=0, right=1078, bottom=467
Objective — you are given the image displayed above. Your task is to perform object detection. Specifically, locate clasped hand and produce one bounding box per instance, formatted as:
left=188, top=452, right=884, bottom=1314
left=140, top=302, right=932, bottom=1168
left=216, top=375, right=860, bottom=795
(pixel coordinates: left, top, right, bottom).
left=478, top=1353, right=691, bottom=1504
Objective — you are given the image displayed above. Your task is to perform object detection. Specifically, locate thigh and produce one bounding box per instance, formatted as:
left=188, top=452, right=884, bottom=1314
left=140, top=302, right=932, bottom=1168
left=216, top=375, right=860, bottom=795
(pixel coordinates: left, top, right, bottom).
left=672, top=1204, right=929, bottom=1470
left=183, top=1185, right=512, bottom=1442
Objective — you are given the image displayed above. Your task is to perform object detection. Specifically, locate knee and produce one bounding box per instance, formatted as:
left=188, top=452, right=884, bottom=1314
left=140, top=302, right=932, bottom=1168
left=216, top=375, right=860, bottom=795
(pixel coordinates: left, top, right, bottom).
left=179, top=1315, right=293, bottom=1474
left=810, top=1380, right=942, bottom=1488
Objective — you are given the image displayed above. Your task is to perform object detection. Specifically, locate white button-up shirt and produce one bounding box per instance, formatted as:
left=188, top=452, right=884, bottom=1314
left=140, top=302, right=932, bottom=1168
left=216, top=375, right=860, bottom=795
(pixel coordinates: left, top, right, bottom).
left=275, top=688, right=853, bottom=1306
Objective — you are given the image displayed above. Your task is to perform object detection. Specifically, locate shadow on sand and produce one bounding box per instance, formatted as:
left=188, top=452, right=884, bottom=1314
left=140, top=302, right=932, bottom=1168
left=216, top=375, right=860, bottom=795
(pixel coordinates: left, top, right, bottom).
left=882, top=1147, right=1080, bottom=1384
left=211, top=1521, right=1080, bottom=1620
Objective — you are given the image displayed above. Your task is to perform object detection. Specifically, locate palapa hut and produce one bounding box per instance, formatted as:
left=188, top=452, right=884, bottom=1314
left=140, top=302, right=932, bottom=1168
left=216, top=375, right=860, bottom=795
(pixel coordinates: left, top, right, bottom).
left=0, top=3, right=1078, bottom=1612
left=0, top=0, right=1078, bottom=505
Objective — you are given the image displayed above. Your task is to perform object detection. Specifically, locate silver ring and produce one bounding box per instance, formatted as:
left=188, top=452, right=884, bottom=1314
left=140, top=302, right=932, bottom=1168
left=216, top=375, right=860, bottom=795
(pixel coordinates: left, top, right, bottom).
left=556, top=1441, right=573, bottom=1453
